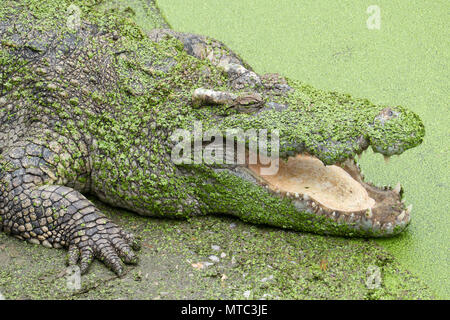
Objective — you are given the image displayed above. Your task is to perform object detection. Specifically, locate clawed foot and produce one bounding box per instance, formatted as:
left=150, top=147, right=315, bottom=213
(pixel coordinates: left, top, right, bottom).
left=67, top=220, right=140, bottom=276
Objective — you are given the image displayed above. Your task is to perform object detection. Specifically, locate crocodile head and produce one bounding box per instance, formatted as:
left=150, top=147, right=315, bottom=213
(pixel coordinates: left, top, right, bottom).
left=178, top=80, right=425, bottom=237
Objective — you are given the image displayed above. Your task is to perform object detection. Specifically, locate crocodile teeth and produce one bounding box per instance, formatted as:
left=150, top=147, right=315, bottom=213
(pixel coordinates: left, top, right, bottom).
left=406, top=204, right=413, bottom=214
left=286, top=192, right=291, bottom=198
left=365, top=208, right=373, bottom=218
left=393, top=182, right=401, bottom=194
left=404, top=214, right=411, bottom=223
left=294, top=192, right=299, bottom=199
left=382, top=222, right=393, bottom=233
left=373, top=220, right=381, bottom=231
left=397, top=211, right=406, bottom=222
left=303, top=194, right=310, bottom=201
left=311, top=202, right=316, bottom=208
left=362, top=218, right=373, bottom=230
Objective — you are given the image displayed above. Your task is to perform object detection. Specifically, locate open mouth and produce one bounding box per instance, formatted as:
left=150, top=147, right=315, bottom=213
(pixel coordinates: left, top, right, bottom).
left=243, top=152, right=412, bottom=236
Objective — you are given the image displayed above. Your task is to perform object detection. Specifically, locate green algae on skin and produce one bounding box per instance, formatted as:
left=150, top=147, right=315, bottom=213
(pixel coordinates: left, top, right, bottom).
left=0, top=0, right=426, bottom=281
left=155, top=0, right=448, bottom=298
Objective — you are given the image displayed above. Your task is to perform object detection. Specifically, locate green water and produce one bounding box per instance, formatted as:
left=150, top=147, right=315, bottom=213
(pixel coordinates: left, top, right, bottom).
left=158, top=0, right=449, bottom=298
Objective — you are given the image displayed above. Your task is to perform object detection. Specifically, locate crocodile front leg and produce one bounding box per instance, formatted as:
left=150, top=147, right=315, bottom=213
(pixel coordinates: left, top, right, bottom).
left=0, top=138, right=139, bottom=275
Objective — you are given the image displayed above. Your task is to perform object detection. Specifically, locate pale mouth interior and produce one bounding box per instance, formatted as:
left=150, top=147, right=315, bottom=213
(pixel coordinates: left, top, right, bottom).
left=248, top=154, right=376, bottom=212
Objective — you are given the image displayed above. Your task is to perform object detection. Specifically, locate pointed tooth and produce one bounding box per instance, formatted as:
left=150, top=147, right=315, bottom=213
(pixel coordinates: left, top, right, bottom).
left=331, top=212, right=336, bottom=219
left=404, top=214, right=411, bottom=223
left=393, top=182, right=401, bottom=194
left=373, top=220, right=381, bottom=231
left=384, top=155, right=390, bottom=164
left=366, top=208, right=373, bottom=218
left=286, top=192, right=291, bottom=197
left=294, top=192, right=299, bottom=198
left=362, top=218, right=373, bottom=230
left=383, top=222, right=393, bottom=233
left=349, top=213, right=354, bottom=222
left=406, top=204, right=413, bottom=214
left=303, top=194, right=310, bottom=201
left=397, top=211, right=406, bottom=222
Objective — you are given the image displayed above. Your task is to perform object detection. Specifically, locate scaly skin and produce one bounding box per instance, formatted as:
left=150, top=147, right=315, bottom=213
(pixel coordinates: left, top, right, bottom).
left=0, top=0, right=425, bottom=275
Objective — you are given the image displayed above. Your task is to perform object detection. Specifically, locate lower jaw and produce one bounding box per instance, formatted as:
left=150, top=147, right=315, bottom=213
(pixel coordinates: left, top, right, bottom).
left=242, top=153, right=411, bottom=237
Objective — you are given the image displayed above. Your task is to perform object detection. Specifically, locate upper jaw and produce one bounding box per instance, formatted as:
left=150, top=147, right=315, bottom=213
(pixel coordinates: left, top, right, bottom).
left=277, top=134, right=371, bottom=166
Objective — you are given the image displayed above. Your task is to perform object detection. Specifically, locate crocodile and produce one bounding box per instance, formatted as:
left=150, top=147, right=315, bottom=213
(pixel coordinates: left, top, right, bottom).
left=0, top=0, right=425, bottom=276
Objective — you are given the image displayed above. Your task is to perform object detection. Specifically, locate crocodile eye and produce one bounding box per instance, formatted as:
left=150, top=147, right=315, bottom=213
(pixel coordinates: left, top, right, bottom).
left=374, top=107, right=398, bottom=124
